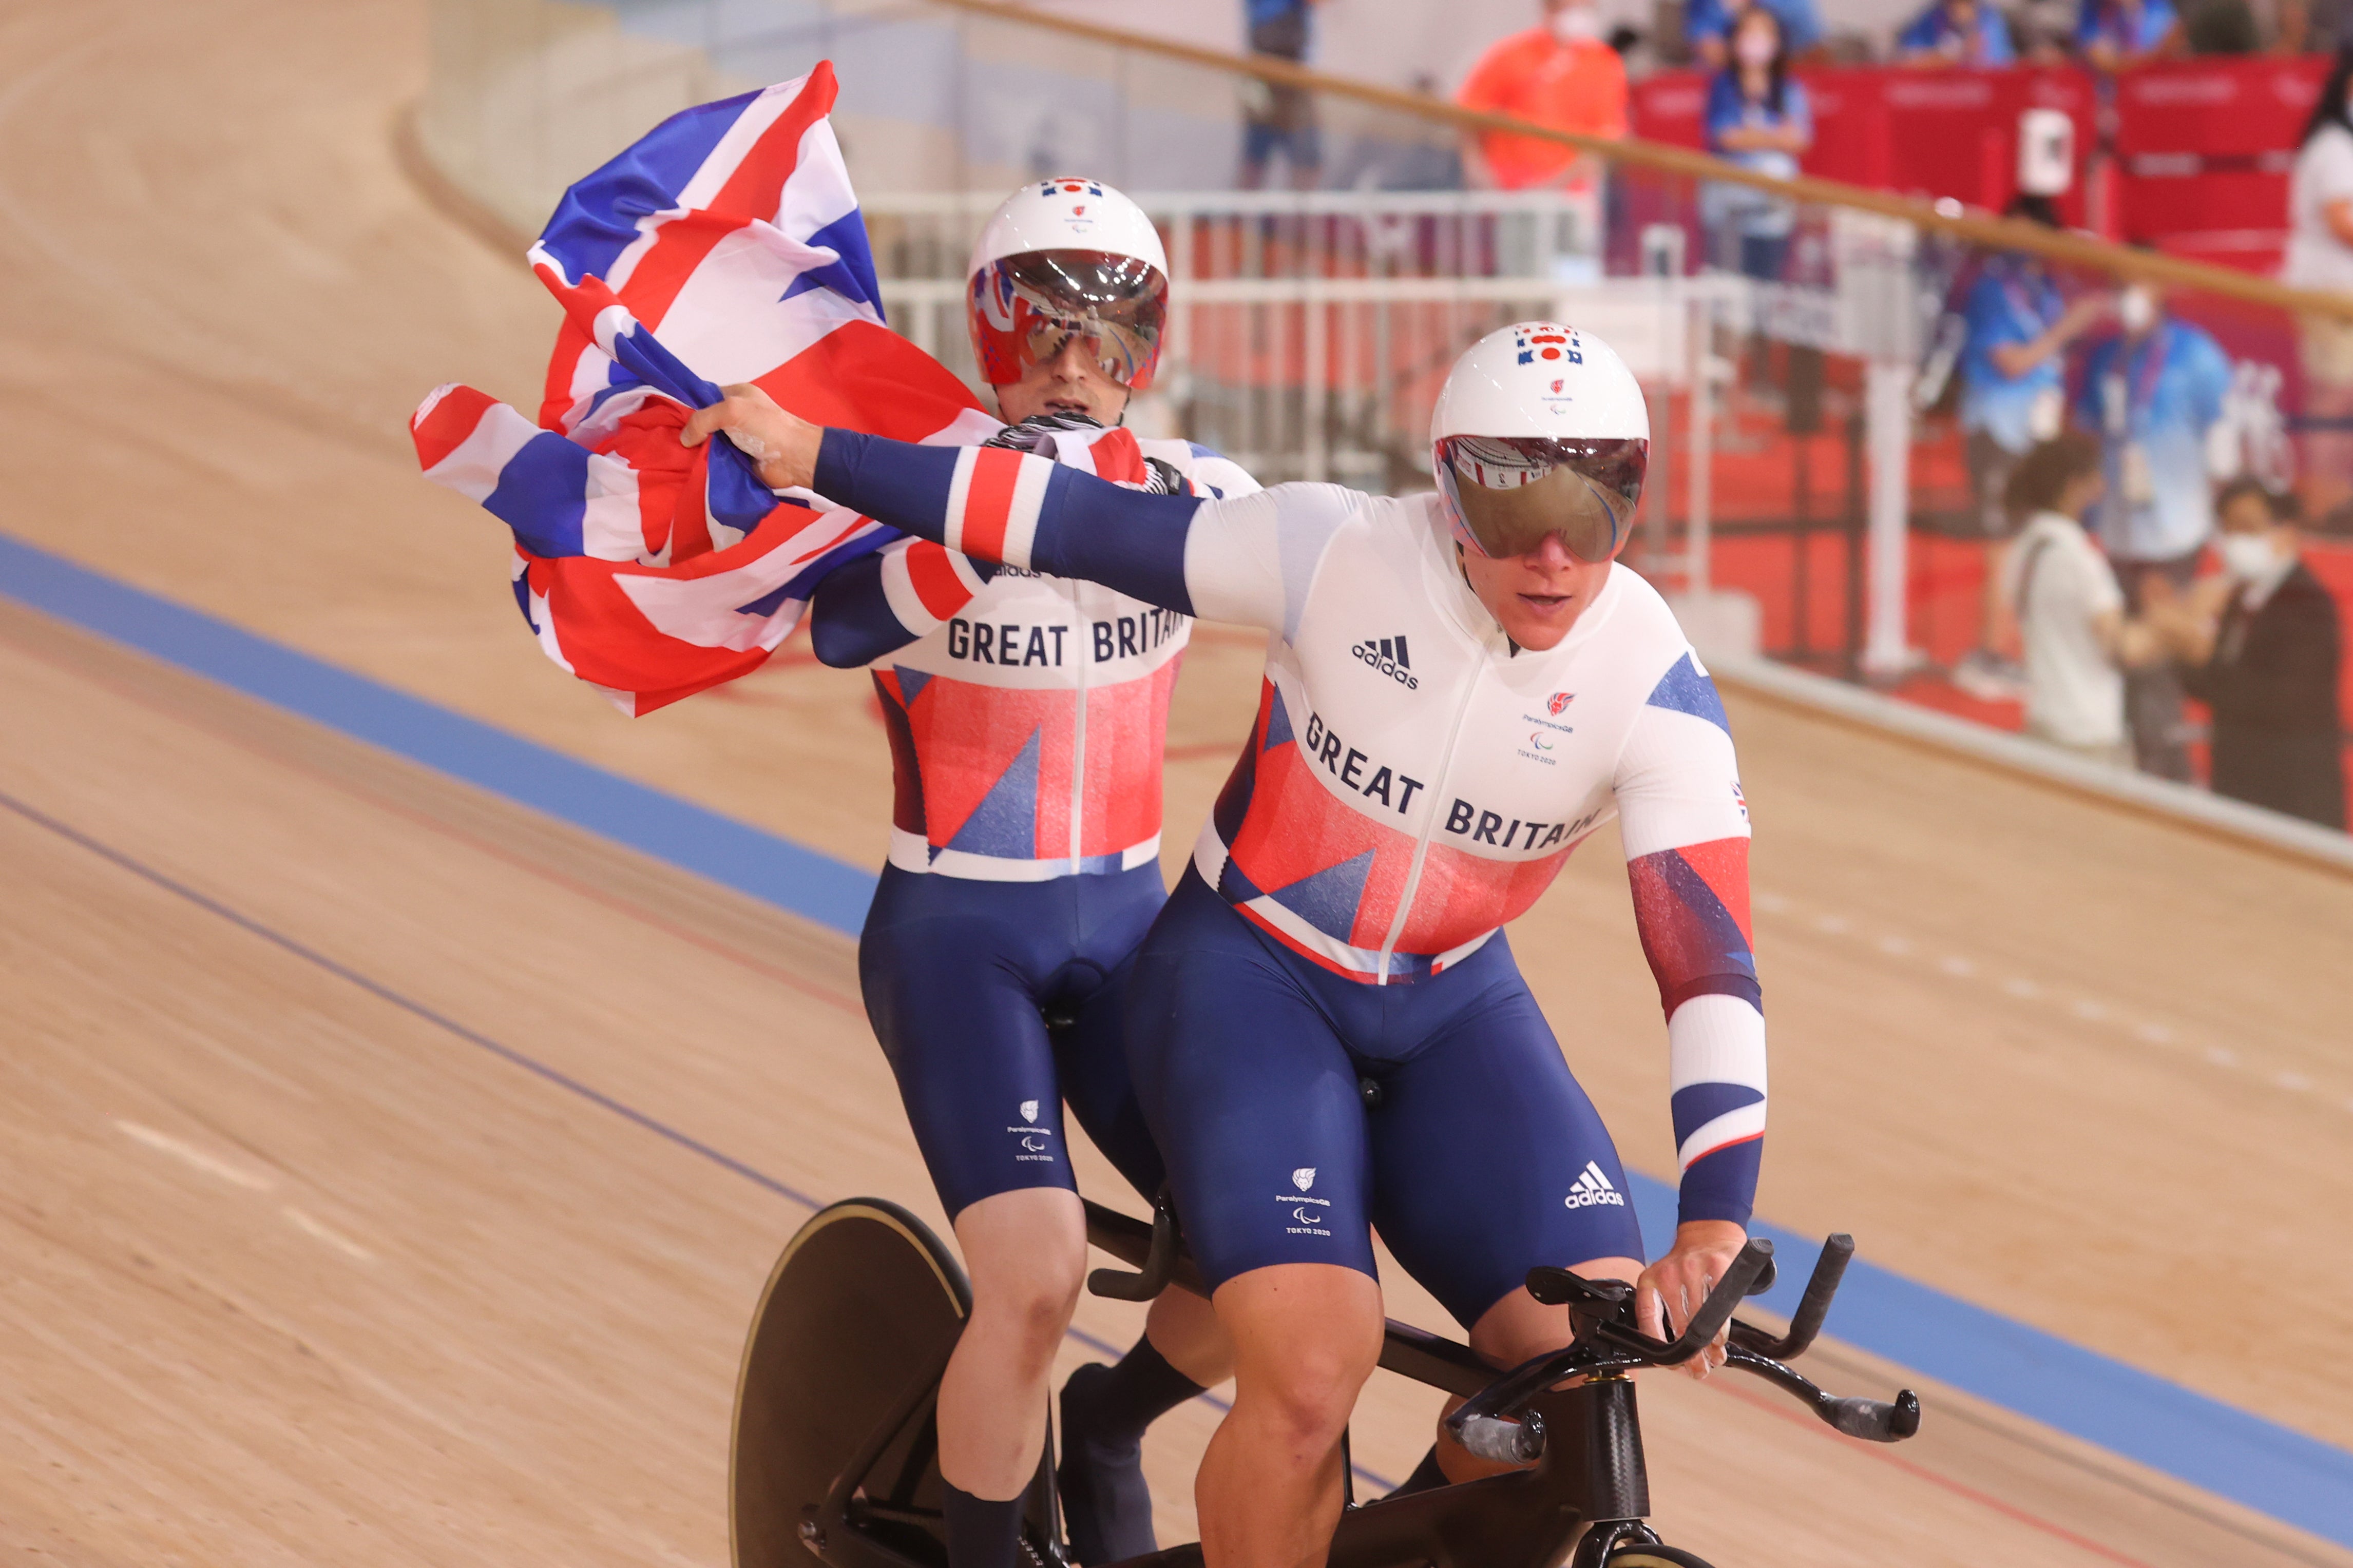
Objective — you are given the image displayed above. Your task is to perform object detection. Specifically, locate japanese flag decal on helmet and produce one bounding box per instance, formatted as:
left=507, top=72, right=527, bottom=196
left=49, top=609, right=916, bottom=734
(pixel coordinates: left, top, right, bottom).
left=966, top=178, right=1170, bottom=390
left=1431, top=322, right=1651, bottom=561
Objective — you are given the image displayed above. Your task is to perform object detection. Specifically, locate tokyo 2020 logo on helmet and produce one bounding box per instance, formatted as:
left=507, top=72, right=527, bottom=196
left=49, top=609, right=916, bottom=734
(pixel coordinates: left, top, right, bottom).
left=1429, top=322, right=1651, bottom=562
left=966, top=179, right=1170, bottom=391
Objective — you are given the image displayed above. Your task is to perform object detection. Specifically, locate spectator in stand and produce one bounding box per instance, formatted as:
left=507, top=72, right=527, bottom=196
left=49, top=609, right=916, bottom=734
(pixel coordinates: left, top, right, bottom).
left=2285, top=49, right=2353, bottom=525
left=1896, top=0, right=2019, bottom=63
left=1457, top=0, right=1630, bottom=194
left=1950, top=198, right=2112, bottom=701
left=1686, top=0, right=1824, bottom=67
left=2076, top=0, right=2182, bottom=67
left=1240, top=0, right=1323, bottom=190
left=2004, top=432, right=2167, bottom=765
left=2150, top=482, right=2347, bottom=827
left=2075, top=280, right=2235, bottom=779
left=1701, top=6, right=1812, bottom=281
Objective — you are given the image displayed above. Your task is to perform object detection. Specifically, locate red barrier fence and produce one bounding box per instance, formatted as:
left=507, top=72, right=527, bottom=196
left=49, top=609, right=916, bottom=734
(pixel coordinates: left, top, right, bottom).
left=1628, top=55, right=2333, bottom=270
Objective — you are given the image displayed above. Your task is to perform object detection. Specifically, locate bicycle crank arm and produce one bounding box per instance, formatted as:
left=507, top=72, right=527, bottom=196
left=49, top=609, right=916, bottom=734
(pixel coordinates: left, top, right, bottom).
left=1725, top=1345, right=1921, bottom=1442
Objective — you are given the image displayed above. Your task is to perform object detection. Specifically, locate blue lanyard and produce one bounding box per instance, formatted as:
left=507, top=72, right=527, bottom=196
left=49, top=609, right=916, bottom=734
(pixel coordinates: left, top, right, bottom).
left=1998, top=271, right=2056, bottom=339
left=2126, top=330, right=2169, bottom=420
left=2106, top=330, right=2169, bottom=436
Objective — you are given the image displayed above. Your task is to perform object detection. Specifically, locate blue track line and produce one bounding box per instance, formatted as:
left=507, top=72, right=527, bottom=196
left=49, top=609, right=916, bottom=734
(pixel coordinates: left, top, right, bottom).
left=5, top=532, right=2349, bottom=1545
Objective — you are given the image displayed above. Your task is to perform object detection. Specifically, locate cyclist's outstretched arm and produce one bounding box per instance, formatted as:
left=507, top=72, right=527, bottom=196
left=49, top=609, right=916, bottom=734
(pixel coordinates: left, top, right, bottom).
left=811, top=428, right=1311, bottom=629
left=677, top=386, right=1312, bottom=631
left=1612, top=656, right=1767, bottom=1233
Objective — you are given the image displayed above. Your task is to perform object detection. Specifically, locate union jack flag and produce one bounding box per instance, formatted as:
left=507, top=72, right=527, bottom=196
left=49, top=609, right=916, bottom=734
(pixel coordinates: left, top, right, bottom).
left=411, top=63, right=998, bottom=715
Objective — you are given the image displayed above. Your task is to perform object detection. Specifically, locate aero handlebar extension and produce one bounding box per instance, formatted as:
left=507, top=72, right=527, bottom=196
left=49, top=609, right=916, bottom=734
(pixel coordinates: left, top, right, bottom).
left=1452, top=1236, right=1920, bottom=1455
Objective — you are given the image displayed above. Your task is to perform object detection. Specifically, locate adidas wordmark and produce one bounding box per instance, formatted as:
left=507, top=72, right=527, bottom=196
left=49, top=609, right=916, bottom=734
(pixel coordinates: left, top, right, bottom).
left=1564, top=1160, right=1626, bottom=1210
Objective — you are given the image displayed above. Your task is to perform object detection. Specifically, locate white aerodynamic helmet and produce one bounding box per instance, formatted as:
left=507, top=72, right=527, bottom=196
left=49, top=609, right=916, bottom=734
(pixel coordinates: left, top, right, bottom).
left=1429, top=322, right=1651, bottom=561
left=967, top=177, right=1170, bottom=391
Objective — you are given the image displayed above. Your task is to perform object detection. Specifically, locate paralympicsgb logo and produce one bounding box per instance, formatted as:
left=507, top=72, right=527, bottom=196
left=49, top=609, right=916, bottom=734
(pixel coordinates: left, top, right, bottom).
left=1281, top=1166, right=1332, bottom=1236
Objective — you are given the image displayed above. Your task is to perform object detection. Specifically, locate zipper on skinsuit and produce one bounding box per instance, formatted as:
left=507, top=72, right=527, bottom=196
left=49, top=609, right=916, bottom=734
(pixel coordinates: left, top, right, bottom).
left=1372, top=640, right=1491, bottom=985
left=1067, top=578, right=1089, bottom=869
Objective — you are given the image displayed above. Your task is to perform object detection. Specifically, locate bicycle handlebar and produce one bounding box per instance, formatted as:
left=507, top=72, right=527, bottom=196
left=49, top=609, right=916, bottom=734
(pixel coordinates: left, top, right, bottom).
left=1525, top=1237, right=1776, bottom=1366
left=1724, top=1344, right=1921, bottom=1442
left=1460, top=1233, right=1920, bottom=1454
left=1086, top=1191, right=1181, bottom=1301
left=1731, top=1233, right=1851, bottom=1362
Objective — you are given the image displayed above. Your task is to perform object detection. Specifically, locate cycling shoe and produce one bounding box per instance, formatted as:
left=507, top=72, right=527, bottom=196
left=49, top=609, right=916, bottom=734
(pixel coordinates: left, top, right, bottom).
left=1056, top=1363, right=1157, bottom=1565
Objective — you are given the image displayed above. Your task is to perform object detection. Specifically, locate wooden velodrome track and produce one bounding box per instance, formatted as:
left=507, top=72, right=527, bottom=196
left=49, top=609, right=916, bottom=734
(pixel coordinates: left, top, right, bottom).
left=1, top=0, right=2349, bottom=1561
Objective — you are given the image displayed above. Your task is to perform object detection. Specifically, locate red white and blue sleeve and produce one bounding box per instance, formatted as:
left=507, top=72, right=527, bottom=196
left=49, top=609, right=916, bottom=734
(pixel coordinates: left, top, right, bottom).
left=811, top=431, right=1328, bottom=631
left=1611, top=649, right=1766, bottom=1230
left=807, top=537, right=998, bottom=668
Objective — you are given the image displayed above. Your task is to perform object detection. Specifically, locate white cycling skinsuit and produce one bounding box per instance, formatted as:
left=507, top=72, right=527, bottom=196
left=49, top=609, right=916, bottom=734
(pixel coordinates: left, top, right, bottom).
left=807, top=429, right=1765, bottom=1324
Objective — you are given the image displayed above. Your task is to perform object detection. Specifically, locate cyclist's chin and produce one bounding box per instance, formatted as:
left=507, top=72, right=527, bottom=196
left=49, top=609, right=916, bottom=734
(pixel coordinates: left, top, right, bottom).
left=1470, top=560, right=1608, bottom=650
left=1502, top=594, right=1584, bottom=650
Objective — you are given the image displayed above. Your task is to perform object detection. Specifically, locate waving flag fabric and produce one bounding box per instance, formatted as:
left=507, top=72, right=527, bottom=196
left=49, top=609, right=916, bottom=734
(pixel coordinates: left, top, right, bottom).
left=412, top=63, right=999, bottom=715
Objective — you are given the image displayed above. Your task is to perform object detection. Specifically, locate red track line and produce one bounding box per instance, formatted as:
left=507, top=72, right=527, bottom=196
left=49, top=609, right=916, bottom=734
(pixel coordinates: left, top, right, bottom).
left=1706, top=1376, right=2154, bottom=1567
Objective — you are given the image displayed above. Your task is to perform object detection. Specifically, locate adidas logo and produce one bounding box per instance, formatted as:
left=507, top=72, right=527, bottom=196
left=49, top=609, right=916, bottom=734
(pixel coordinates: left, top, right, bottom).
left=1563, top=1160, right=1626, bottom=1210
left=1350, top=634, right=1419, bottom=690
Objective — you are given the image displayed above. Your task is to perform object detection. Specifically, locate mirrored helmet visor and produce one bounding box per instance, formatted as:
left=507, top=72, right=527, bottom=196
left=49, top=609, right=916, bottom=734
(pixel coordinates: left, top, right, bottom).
left=969, top=249, right=1168, bottom=389
left=1433, top=435, right=1649, bottom=562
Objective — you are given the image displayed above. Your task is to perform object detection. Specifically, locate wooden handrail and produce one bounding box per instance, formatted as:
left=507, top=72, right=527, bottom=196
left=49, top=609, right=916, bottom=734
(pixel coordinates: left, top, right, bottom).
left=920, top=0, right=2353, bottom=322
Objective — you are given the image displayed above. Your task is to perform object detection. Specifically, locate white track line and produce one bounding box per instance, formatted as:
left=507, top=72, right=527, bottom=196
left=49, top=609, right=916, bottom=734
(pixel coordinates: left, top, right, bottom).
left=115, top=1119, right=274, bottom=1189
left=1753, top=891, right=2351, bottom=1112
left=113, top=1120, right=372, bottom=1260
left=282, top=1206, right=374, bottom=1262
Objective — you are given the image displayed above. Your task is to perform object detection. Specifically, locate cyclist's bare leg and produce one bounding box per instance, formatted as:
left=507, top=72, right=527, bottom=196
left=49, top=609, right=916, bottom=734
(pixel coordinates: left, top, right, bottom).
left=1145, top=1283, right=1234, bottom=1386
left=941, top=1187, right=1089, bottom=1497
left=1198, top=1263, right=1384, bottom=1568
left=1436, top=1254, right=1643, bottom=1483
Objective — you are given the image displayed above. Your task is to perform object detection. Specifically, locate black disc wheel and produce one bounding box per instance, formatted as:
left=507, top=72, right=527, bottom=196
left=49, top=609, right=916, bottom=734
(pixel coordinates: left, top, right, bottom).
left=1609, top=1547, right=1719, bottom=1568
left=731, top=1198, right=970, bottom=1568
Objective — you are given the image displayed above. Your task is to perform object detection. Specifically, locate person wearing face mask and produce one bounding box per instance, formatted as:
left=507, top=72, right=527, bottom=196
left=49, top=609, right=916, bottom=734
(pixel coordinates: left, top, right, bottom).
left=2073, top=277, right=2234, bottom=779
left=2002, top=432, right=2167, bottom=764
left=1896, top=0, right=2019, bottom=62
left=2149, top=481, right=2347, bottom=827
left=2076, top=0, right=2182, bottom=67
left=1456, top=0, right=1630, bottom=206
left=1685, top=0, right=1825, bottom=67
left=2285, top=49, right=2353, bottom=526
left=1701, top=6, right=1813, bottom=281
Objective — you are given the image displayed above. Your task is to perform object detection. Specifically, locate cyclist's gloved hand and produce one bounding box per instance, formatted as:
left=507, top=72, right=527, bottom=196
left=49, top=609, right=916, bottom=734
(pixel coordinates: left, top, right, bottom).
left=1635, top=1219, right=1749, bottom=1381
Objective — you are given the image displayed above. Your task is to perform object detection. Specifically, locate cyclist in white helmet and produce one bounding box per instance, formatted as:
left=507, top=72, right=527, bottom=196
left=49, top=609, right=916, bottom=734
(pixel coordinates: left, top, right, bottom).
left=692, top=322, right=1765, bottom=1568
left=796, top=178, right=1254, bottom=1568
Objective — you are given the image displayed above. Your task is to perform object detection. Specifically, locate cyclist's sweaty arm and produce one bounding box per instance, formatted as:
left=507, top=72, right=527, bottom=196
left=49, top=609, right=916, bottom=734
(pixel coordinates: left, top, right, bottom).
left=811, top=431, right=1302, bottom=631
left=1612, top=684, right=1766, bottom=1231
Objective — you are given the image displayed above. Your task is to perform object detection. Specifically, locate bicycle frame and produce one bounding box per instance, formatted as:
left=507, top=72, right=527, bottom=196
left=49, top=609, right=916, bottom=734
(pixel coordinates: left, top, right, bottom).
left=785, top=1198, right=1915, bottom=1568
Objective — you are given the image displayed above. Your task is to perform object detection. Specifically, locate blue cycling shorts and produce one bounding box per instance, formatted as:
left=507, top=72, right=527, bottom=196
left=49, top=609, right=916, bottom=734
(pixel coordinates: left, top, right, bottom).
left=1124, top=867, right=1644, bottom=1329
left=859, top=861, right=1169, bottom=1220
